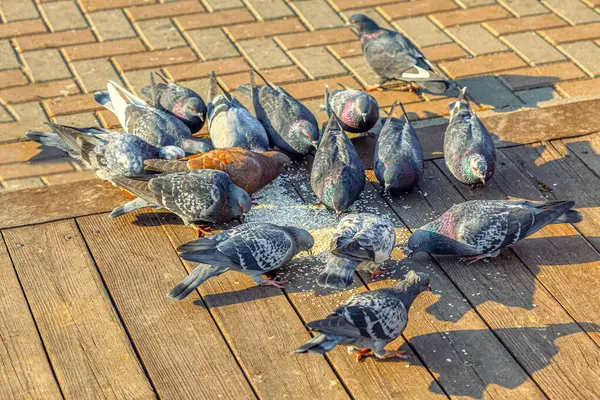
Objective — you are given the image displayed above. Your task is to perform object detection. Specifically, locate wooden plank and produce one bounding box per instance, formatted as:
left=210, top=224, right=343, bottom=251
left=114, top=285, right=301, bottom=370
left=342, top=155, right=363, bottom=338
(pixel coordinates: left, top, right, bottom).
left=0, top=179, right=129, bottom=229
left=3, top=219, right=155, bottom=399
left=563, top=133, right=600, bottom=176
left=0, top=236, right=63, bottom=400
left=77, top=212, right=256, bottom=400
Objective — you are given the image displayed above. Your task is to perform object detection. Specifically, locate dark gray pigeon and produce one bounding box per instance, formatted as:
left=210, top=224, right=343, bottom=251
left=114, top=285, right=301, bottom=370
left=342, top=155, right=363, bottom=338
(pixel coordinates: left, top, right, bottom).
left=311, top=115, right=365, bottom=214
left=237, top=69, right=319, bottom=155
left=325, top=84, right=379, bottom=134
left=374, top=100, right=423, bottom=193
left=296, top=270, right=430, bottom=361
left=317, top=212, right=396, bottom=289
left=141, top=72, right=207, bottom=133
left=169, top=222, right=314, bottom=299
left=94, top=81, right=210, bottom=154
left=408, top=199, right=583, bottom=263
left=26, top=123, right=184, bottom=180
left=347, top=14, right=454, bottom=94
left=206, top=72, right=269, bottom=152
left=110, top=169, right=252, bottom=234
left=444, top=87, right=496, bottom=189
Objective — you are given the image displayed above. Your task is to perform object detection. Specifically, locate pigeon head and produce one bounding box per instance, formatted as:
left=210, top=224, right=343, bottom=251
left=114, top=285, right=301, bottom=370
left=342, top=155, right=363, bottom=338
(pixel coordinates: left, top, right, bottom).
left=407, top=228, right=436, bottom=255
left=466, top=153, right=488, bottom=185
left=354, top=93, right=374, bottom=122
left=288, top=227, right=315, bottom=253
left=265, top=151, right=292, bottom=173
left=291, top=119, right=320, bottom=152
left=157, top=145, right=186, bottom=160
left=331, top=184, right=355, bottom=215
left=182, top=97, right=205, bottom=122
left=347, top=14, right=379, bottom=33
left=181, top=138, right=214, bottom=154
left=392, top=270, right=431, bottom=301
left=383, top=164, right=404, bottom=193
left=228, top=185, right=252, bottom=219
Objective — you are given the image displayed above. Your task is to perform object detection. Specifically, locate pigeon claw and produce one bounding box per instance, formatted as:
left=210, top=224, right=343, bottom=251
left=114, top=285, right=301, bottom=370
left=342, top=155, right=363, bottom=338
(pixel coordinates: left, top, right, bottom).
left=380, top=349, right=408, bottom=360
left=192, top=224, right=212, bottom=238
left=371, top=267, right=388, bottom=279
left=459, top=255, right=487, bottom=265
left=261, top=279, right=289, bottom=288
left=399, top=82, right=420, bottom=92
left=356, top=348, right=374, bottom=362
left=365, top=84, right=383, bottom=92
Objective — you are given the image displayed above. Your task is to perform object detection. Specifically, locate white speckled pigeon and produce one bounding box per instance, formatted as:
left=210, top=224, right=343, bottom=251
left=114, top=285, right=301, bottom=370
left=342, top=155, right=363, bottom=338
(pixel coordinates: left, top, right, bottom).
left=444, top=87, right=496, bottom=189
left=311, top=115, right=365, bottom=214
left=317, top=213, right=396, bottom=289
left=94, top=81, right=210, bottom=154
left=26, top=123, right=184, bottom=180
left=169, top=222, right=314, bottom=299
left=374, top=100, right=424, bottom=193
left=408, top=199, right=583, bottom=263
left=141, top=72, right=207, bottom=133
left=110, top=169, right=252, bottom=234
left=325, top=84, right=379, bottom=134
left=347, top=14, right=454, bottom=94
left=206, top=71, right=269, bottom=152
left=296, top=270, right=430, bottom=361
left=236, top=69, right=319, bottom=155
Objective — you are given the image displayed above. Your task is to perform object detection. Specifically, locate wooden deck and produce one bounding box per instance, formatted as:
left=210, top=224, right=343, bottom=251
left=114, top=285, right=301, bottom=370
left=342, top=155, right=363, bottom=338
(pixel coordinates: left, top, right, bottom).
left=2, top=127, right=600, bottom=399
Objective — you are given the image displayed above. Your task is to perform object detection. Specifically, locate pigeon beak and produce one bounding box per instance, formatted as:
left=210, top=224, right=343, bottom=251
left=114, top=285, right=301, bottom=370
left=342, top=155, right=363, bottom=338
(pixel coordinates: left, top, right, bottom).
left=384, top=184, right=390, bottom=195
left=480, top=177, right=486, bottom=186
left=407, top=249, right=414, bottom=259
left=196, top=112, right=205, bottom=122
left=283, top=164, right=290, bottom=172
left=360, top=113, right=367, bottom=122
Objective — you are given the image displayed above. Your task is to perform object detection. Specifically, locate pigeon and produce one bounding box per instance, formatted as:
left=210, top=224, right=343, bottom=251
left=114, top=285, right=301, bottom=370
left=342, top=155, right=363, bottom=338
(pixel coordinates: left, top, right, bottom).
left=324, top=84, right=379, bottom=134
left=347, top=14, right=454, bottom=94
left=444, top=87, right=496, bottom=189
left=144, top=147, right=291, bottom=194
left=237, top=69, right=319, bottom=155
left=94, top=81, right=210, bottom=154
left=109, top=169, right=252, bottom=234
left=295, top=270, right=430, bottom=361
left=168, top=222, right=314, bottom=299
left=317, top=213, right=396, bottom=289
left=373, top=100, right=424, bottom=193
left=311, top=115, right=365, bottom=214
left=408, top=199, right=583, bottom=264
left=26, top=123, right=185, bottom=180
left=141, top=72, right=207, bottom=133
left=206, top=72, right=269, bottom=152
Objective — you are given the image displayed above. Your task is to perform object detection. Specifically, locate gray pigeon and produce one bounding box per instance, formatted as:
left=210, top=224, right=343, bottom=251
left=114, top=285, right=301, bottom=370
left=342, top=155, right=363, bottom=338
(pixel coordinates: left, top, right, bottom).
left=317, top=213, right=396, bottom=289
left=374, top=100, right=424, bottom=193
left=347, top=14, right=454, bottom=94
left=444, top=87, right=496, bottom=189
left=141, top=72, right=207, bottom=133
left=26, top=123, right=184, bottom=180
left=109, top=169, right=252, bottom=234
left=311, top=115, right=365, bottom=214
left=169, top=222, right=314, bottom=299
left=206, top=72, right=269, bottom=152
left=295, top=270, right=430, bottom=361
left=408, top=199, right=583, bottom=263
left=325, top=84, right=379, bottom=134
left=94, top=81, right=210, bottom=154
left=236, top=69, right=319, bottom=155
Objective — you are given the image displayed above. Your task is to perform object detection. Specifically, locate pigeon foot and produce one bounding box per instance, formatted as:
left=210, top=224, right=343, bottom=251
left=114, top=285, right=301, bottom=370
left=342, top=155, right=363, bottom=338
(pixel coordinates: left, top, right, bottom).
left=261, top=279, right=289, bottom=288
left=371, top=267, right=388, bottom=279
left=459, top=254, right=490, bottom=265
left=365, top=84, right=383, bottom=92
left=378, top=349, right=408, bottom=360
left=356, top=348, right=374, bottom=362
left=191, top=224, right=212, bottom=238
left=399, top=82, right=419, bottom=92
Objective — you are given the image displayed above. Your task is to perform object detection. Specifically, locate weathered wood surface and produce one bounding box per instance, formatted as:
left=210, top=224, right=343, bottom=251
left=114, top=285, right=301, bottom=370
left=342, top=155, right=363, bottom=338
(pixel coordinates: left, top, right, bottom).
left=3, top=219, right=155, bottom=399
left=77, top=212, right=256, bottom=400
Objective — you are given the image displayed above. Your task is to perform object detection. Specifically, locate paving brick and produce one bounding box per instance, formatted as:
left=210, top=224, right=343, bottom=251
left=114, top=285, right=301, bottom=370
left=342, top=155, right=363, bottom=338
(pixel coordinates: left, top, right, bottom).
left=0, top=40, right=20, bottom=70
left=80, top=0, right=151, bottom=12
left=0, top=159, right=74, bottom=180
left=225, top=18, right=306, bottom=40
left=44, top=93, right=101, bottom=116
left=0, top=70, right=29, bottom=90
left=166, top=57, right=248, bottom=81
left=379, top=0, right=457, bottom=19
left=65, top=38, right=146, bottom=61
left=485, top=14, right=567, bottom=36
left=245, top=0, right=293, bottom=20
left=557, top=77, right=600, bottom=97
left=1, top=0, right=39, bottom=21
left=203, top=0, right=243, bottom=11
left=16, top=29, right=97, bottom=52
left=0, top=20, right=47, bottom=40
left=393, top=17, right=452, bottom=47
left=238, top=38, right=292, bottom=69
left=421, top=43, right=469, bottom=62
left=43, top=170, right=97, bottom=185
left=0, top=140, right=66, bottom=165
left=516, top=86, right=563, bottom=106
left=330, top=0, right=400, bottom=12
left=73, top=59, right=122, bottom=92
left=560, top=41, right=600, bottom=77
left=187, top=28, right=239, bottom=60
left=447, top=24, right=507, bottom=56
left=175, top=8, right=254, bottom=30
left=543, top=22, right=600, bottom=45
left=42, top=1, right=88, bottom=32
left=0, top=102, right=49, bottom=142
left=52, top=112, right=100, bottom=127
left=96, top=109, right=121, bottom=128
left=432, top=5, right=511, bottom=28
left=218, top=66, right=305, bottom=91
left=122, top=68, right=155, bottom=94
left=89, top=9, right=137, bottom=41
left=172, top=78, right=210, bottom=101
left=503, top=32, right=566, bottom=65
left=364, top=85, right=421, bottom=107
left=497, top=62, right=586, bottom=90
left=544, top=0, right=600, bottom=24
left=497, top=0, right=550, bottom=17
left=3, top=176, right=45, bottom=190
left=127, top=0, right=205, bottom=21
left=283, top=75, right=360, bottom=99
left=0, top=105, right=13, bottom=123
left=342, top=55, right=378, bottom=85
left=400, top=98, right=452, bottom=121
left=441, top=52, right=527, bottom=79
left=292, top=0, right=344, bottom=30
left=459, top=0, right=496, bottom=7
left=0, top=79, right=78, bottom=103
left=137, top=18, right=186, bottom=50
left=115, top=47, right=196, bottom=71
left=328, top=41, right=362, bottom=58
left=277, top=27, right=356, bottom=49
left=22, top=49, right=71, bottom=82
left=457, top=76, right=522, bottom=108
left=290, top=46, right=346, bottom=79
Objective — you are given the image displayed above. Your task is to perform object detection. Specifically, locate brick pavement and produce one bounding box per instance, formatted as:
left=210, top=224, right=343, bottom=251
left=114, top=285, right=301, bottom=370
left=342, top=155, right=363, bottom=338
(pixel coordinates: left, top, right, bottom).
left=0, top=0, right=599, bottom=190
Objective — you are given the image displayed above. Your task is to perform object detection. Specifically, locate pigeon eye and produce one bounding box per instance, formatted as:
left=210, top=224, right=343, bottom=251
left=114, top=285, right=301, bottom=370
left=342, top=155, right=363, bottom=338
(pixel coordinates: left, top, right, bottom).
left=190, top=107, right=195, bottom=111
left=473, top=167, right=478, bottom=172
left=304, top=134, right=310, bottom=138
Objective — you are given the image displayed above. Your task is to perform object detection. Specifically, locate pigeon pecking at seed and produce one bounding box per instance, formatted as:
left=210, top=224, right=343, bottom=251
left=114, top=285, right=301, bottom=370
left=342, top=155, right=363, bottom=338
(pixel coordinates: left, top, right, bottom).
left=374, top=100, right=424, bottom=193
left=141, top=72, right=208, bottom=134
left=206, top=71, right=269, bottom=152
left=444, top=87, right=496, bottom=189
left=317, top=212, right=396, bottom=289
left=347, top=13, right=454, bottom=94
left=408, top=199, right=583, bottom=264
left=296, top=270, right=431, bottom=362
left=324, top=84, right=379, bottom=134
left=237, top=69, right=319, bottom=155
left=144, top=147, right=291, bottom=194
left=169, top=222, right=315, bottom=299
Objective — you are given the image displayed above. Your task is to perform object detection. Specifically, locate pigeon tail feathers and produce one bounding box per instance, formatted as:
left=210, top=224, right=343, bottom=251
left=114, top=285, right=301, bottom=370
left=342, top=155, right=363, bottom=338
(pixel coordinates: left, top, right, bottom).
left=167, top=265, right=228, bottom=300
left=317, top=256, right=358, bottom=289
left=294, top=333, right=344, bottom=354
left=109, top=198, right=154, bottom=218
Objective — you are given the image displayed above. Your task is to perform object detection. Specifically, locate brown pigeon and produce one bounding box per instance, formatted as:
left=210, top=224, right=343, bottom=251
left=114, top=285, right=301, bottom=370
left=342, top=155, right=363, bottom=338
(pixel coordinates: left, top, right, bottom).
left=144, top=147, right=291, bottom=194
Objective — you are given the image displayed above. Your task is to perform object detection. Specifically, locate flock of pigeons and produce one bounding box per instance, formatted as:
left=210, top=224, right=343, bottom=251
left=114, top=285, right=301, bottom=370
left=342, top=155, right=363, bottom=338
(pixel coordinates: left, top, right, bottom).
left=25, top=14, right=583, bottom=363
